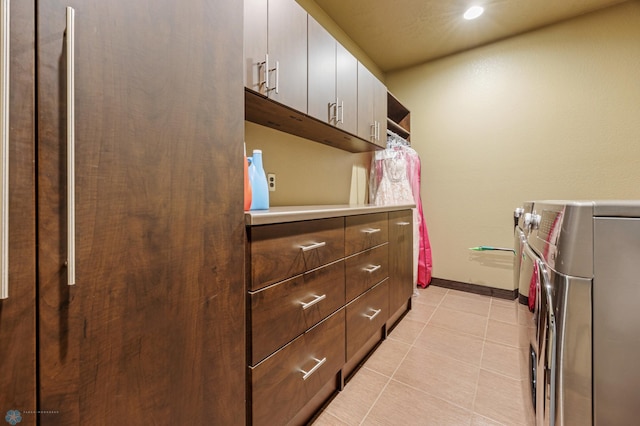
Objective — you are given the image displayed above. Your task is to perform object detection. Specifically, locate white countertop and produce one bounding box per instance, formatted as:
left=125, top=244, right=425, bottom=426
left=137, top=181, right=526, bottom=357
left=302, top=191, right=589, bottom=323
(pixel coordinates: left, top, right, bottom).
left=245, top=204, right=415, bottom=225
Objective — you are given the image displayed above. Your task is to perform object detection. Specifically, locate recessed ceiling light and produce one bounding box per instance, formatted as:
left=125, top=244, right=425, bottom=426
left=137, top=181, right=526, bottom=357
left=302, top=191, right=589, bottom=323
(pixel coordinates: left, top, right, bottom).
left=463, top=6, right=484, bottom=20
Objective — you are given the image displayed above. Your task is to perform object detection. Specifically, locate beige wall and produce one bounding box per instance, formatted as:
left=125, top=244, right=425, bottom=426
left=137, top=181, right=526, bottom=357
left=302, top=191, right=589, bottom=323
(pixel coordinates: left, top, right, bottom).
left=386, top=1, right=640, bottom=290
left=245, top=122, right=372, bottom=206
left=296, top=0, right=384, bottom=80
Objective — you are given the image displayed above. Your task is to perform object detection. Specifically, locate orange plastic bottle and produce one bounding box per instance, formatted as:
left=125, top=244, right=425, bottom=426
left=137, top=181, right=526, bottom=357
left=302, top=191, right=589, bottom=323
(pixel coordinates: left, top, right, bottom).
left=244, top=143, right=252, bottom=211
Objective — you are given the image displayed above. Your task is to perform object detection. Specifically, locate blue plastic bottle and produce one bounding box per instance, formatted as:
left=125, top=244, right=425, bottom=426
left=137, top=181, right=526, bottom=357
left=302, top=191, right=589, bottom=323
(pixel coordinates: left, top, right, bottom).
left=248, top=149, right=269, bottom=210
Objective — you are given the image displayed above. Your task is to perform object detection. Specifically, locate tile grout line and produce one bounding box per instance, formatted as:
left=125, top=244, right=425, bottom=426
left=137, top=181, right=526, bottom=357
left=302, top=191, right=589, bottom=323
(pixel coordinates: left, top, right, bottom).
left=471, top=298, right=493, bottom=416
left=358, top=287, right=446, bottom=425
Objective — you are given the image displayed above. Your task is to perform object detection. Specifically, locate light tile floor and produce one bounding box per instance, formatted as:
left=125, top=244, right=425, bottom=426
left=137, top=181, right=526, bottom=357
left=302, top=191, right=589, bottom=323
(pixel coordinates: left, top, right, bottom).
left=312, top=285, right=531, bottom=426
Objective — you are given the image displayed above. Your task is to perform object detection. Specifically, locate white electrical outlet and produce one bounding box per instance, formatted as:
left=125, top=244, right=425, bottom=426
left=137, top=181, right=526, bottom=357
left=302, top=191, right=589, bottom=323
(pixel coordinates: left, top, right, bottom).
left=267, top=173, right=276, bottom=192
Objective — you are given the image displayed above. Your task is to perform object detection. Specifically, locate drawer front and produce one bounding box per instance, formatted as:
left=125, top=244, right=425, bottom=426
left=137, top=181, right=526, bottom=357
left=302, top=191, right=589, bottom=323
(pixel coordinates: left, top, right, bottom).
left=251, top=309, right=345, bottom=426
left=345, top=243, right=388, bottom=302
left=345, top=213, right=388, bottom=256
left=249, top=260, right=346, bottom=365
left=249, top=217, right=345, bottom=291
left=346, top=279, right=389, bottom=361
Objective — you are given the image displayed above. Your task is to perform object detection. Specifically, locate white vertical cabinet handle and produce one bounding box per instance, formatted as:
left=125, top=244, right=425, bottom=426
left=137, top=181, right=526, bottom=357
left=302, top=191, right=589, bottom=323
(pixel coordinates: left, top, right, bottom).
left=266, top=59, right=278, bottom=94
left=330, top=98, right=337, bottom=124
left=0, top=0, right=10, bottom=299
left=261, top=53, right=269, bottom=91
left=340, top=99, right=344, bottom=124
left=273, top=60, right=279, bottom=94
left=66, top=6, right=76, bottom=286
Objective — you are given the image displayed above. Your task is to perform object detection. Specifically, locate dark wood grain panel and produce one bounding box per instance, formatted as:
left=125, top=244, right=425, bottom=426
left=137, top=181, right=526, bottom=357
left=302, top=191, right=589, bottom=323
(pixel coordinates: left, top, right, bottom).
left=37, top=0, right=244, bottom=424
left=346, top=280, right=389, bottom=361
left=0, top=1, right=37, bottom=421
left=250, top=309, right=345, bottom=426
left=250, top=260, right=345, bottom=365
left=345, top=212, right=388, bottom=256
left=249, top=217, right=344, bottom=291
left=388, top=210, right=413, bottom=320
left=345, top=243, right=389, bottom=302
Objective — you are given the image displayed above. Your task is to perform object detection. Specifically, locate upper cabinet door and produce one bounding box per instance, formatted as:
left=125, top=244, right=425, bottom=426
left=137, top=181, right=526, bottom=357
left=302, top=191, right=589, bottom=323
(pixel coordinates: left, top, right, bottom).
left=244, top=0, right=268, bottom=94
left=268, top=0, right=308, bottom=113
left=336, top=43, right=357, bottom=135
left=357, top=63, right=386, bottom=148
left=373, top=76, right=387, bottom=148
left=357, top=63, right=375, bottom=142
left=307, top=17, right=336, bottom=125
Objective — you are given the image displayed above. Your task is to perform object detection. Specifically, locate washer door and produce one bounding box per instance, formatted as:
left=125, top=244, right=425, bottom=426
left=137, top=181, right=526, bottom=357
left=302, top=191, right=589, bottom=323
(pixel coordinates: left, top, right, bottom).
left=518, top=244, right=541, bottom=422
left=537, top=262, right=556, bottom=426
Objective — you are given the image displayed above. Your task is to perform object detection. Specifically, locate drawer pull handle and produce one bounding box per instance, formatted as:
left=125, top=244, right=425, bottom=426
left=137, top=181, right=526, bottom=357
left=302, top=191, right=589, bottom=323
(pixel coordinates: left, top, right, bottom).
left=363, top=308, right=382, bottom=321
left=361, top=228, right=381, bottom=234
left=299, top=241, right=326, bottom=252
left=363, top=264, right=381, bottom=273
left=300, top=357, right=326, bottom=380
left=300, top=294, right=326, bottom=310
left=396, top=221, right=411, bottom=226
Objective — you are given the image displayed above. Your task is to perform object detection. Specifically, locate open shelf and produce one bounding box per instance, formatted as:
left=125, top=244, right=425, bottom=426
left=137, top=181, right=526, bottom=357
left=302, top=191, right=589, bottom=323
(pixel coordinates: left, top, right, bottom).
left=387, top=92, right=410, bottom=141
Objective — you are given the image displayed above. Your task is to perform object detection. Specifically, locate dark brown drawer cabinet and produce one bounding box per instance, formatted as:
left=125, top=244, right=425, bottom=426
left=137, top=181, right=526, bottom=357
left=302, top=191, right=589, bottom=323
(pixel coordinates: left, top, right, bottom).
left=249, top=260, right=346, bottom=365
left=346, top=280, right=390, bottom=360
left=246, top=208, right=413, bottom=424
left=345, top=212, right=389, bottom=256
left=345, top=243, right=388, bottom=302
left=247, top=217, right=344, bottom=290
left=250, top=309, right=345, bottom=426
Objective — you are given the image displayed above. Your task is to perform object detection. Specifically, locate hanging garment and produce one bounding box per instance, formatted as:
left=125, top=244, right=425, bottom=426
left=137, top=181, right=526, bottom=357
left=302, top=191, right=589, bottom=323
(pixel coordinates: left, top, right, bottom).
left=404, top=148, right=432, bottom=287
left=370, top=132, right=433, bottom=287
left=372, top=151, right=414, bottom=206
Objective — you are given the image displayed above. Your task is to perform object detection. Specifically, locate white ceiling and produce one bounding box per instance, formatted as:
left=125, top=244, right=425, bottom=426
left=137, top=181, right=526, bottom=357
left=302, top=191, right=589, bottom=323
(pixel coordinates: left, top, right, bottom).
left=313, top=0, right=631, bottom=72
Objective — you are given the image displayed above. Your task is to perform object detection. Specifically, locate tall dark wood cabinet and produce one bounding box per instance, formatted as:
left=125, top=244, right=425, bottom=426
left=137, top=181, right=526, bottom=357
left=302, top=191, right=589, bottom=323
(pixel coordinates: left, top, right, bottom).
left=388, top=210, right=414, bottom=327
left=2, top=1, right=245, bottom=424
left=0, top=0, right=37, bottom=420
